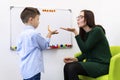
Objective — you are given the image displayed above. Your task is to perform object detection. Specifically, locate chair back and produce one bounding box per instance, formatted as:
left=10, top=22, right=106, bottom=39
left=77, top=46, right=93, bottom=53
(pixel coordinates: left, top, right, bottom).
left=110, top=46, right=120, bottom=56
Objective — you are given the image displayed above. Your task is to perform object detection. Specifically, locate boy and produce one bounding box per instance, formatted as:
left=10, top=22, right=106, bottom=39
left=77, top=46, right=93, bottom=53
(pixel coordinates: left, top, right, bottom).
left=17, top=7, right=58, bottom=80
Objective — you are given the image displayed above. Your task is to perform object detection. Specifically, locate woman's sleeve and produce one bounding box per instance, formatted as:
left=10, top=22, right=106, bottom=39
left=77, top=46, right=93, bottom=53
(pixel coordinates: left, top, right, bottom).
left=77, top=53, right=86, bottom=61
left=75, top=27, right=105, bottom=53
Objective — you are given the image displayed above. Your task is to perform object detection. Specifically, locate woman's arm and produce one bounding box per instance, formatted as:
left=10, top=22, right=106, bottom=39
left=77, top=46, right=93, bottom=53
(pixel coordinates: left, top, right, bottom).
left=75, top=27, right=105, bottom=53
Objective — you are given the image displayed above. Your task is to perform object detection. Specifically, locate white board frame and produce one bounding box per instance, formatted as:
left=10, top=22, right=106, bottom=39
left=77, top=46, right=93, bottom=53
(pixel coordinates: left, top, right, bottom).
left=10, top=6, right=73, bottom=50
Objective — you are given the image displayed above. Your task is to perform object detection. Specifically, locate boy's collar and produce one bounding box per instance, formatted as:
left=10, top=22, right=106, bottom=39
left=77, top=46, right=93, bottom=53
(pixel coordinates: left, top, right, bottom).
left=25, top=25, right=35, bottom=30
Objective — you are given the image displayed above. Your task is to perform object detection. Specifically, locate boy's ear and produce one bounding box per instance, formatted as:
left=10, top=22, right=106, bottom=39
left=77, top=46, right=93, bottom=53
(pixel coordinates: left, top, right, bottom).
left=29, top=17, right=33, bottom=21
left=27, top=17, right=33, bottom=23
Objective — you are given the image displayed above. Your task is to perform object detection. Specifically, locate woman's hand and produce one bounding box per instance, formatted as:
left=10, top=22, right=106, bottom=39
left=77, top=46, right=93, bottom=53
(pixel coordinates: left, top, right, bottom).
left=60, top=27, right=79, bottom=36
left=60, top=27, right=75, bottom=32
left=64, top=57, right=78, bottom=63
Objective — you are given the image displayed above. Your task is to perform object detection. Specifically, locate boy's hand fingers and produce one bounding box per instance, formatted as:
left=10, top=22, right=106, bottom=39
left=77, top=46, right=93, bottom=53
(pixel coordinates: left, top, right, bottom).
left=53, top=30, right=59, bottom=34
left=48, top=25, right=51, bottom=32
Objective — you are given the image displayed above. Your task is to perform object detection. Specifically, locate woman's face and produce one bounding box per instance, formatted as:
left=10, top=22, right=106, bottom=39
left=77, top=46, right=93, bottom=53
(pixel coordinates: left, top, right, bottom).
left=77, top=11, right=86, bottom=28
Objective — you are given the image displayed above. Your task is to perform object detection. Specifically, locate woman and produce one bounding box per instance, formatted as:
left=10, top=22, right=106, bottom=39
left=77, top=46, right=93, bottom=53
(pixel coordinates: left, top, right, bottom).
left=60, top=10, right=111, bottom=80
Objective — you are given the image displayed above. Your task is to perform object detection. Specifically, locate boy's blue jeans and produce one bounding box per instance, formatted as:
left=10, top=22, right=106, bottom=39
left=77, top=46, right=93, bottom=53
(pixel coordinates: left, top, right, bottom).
left=24, top=73, right=41, bottom=80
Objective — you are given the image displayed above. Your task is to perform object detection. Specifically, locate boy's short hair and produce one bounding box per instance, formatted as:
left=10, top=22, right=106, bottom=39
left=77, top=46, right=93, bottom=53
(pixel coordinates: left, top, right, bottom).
left=20, top=7, right=40, bottom=23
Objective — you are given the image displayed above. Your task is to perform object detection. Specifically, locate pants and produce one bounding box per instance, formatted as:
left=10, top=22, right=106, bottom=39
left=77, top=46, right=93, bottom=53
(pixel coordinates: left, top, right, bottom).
left=64, top=62, right=88, bottom=80
left=24, top=73, right=41, bottom=80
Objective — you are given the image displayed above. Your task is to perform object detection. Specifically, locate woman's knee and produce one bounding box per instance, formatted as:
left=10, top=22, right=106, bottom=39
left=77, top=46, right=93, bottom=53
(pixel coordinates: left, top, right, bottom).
left=64, top=63, right=71, bottom=71
left=64, top=62, right=77, bottom=72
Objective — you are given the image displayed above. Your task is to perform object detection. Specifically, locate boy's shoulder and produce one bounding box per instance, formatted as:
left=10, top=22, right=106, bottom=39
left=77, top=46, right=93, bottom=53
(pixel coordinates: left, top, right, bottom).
left=20, top=28, right=38, bottom=37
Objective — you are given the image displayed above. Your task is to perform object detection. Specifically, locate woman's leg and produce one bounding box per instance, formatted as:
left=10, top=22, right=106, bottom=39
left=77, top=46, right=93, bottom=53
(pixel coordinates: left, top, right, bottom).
left=64, top=62, right=88, bottom=80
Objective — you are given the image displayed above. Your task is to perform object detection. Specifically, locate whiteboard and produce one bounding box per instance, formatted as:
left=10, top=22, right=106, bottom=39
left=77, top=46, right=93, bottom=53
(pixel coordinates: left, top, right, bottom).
left=10, top=6, right=72, bottom=50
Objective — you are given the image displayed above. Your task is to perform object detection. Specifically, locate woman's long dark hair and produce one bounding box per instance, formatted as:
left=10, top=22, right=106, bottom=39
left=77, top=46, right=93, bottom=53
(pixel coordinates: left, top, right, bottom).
left=79, top=10, right=105, bottom=41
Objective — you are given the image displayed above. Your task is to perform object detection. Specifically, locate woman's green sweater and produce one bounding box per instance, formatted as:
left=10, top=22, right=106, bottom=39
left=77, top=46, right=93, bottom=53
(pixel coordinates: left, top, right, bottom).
left=75, top=26, right=111, bottom=78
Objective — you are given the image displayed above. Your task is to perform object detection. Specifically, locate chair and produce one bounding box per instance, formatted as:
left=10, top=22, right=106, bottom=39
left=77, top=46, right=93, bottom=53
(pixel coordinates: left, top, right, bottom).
left=74, top=46, right=120, bottom=80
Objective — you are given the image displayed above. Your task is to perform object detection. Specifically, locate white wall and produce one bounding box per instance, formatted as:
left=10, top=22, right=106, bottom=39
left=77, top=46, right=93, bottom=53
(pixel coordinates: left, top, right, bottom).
left=0, top=0, right=120, bottom=80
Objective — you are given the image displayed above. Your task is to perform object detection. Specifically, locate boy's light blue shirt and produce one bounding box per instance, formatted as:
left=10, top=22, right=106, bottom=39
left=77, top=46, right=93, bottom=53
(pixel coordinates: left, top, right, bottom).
left=17, top=25, right=50, bottom=79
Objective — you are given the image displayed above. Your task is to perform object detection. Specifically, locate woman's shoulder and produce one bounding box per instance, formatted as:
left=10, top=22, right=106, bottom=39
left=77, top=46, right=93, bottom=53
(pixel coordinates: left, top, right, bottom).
left=92, top=25, right=106, bottom=34
left=93, top=25, right=102, bottom=30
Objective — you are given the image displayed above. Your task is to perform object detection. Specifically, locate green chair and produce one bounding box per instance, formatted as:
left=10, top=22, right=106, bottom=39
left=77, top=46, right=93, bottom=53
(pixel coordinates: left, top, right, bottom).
left=74, top=46, right=120, bottom=80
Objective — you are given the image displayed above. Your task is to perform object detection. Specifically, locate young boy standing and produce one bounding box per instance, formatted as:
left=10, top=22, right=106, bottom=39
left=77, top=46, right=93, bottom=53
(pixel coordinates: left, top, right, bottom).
left=17, top=7, right=58, bottom=80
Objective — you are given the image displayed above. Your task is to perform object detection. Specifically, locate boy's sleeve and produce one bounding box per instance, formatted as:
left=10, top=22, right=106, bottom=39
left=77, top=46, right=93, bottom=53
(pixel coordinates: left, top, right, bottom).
left=33, top=33, right=50, bottom=50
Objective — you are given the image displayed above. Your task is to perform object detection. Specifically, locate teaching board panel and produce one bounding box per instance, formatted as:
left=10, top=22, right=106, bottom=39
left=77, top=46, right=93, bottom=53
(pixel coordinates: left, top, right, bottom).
left=10, top=6, right=72, bottom=50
